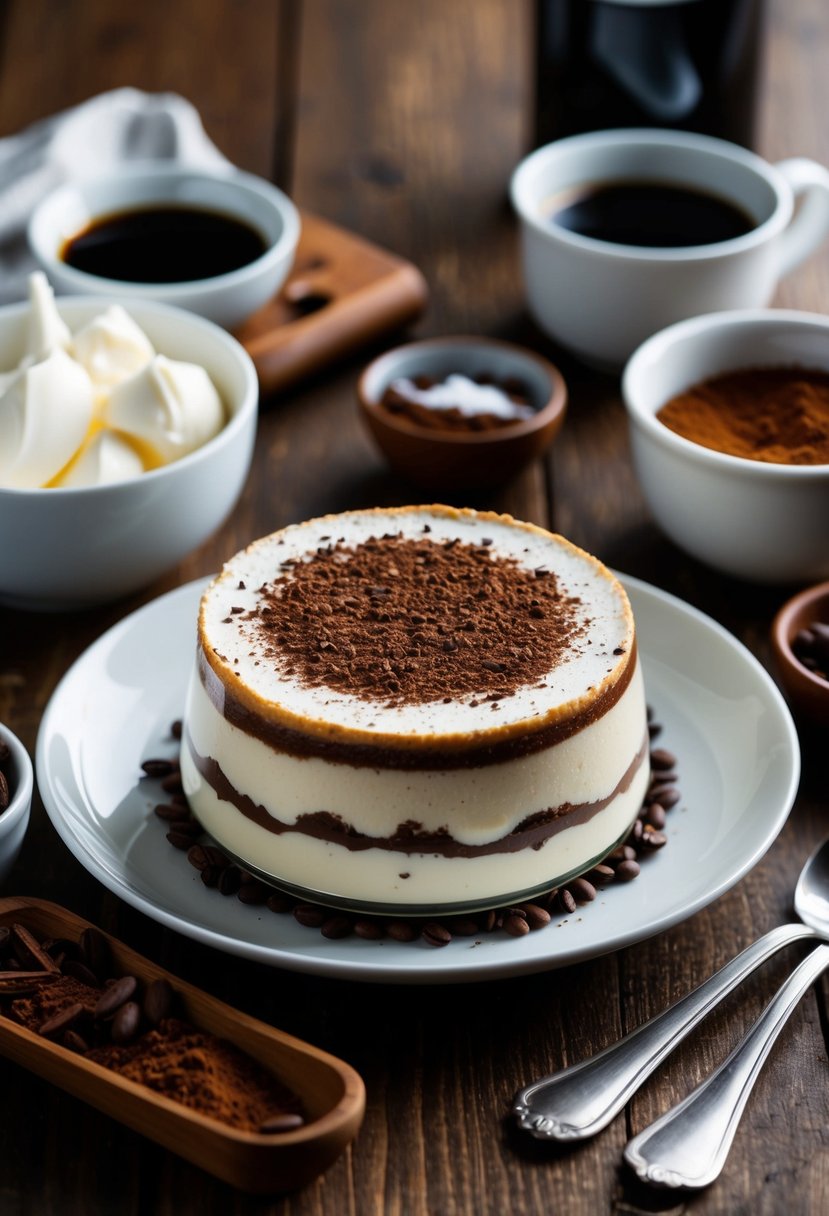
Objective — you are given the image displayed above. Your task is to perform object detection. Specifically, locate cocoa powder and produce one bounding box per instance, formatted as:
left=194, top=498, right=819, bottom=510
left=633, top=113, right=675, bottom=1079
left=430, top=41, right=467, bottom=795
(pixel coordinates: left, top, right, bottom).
left=657, top=366, right=829, bottom=465
left=239, top=534, right=587, bottom=705
left=2, top=926, right=304, bottom=1135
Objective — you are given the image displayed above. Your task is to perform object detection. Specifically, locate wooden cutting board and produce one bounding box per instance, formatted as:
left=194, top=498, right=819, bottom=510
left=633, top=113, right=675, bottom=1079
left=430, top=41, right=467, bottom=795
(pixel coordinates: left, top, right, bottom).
left=234, top=211, right=429, bottom=396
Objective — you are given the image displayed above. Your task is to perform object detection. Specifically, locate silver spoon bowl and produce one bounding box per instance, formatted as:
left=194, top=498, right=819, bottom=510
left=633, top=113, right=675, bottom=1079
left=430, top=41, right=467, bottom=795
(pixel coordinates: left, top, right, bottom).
left=514, top=836, right=829, bottom=1147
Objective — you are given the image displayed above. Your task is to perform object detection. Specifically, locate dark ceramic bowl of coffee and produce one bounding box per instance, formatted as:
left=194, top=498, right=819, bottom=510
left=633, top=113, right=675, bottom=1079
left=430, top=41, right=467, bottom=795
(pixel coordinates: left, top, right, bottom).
left=358, top=337, right=567, bottom=492
left=771, top=581, right=829, bottom=726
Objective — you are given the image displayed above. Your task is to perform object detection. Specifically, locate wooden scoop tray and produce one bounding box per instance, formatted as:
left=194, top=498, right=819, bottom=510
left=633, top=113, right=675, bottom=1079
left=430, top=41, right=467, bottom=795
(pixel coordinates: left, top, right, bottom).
left=0, top=897, right=365, bottom=1193
left=234, top=210, right=428, bottom=396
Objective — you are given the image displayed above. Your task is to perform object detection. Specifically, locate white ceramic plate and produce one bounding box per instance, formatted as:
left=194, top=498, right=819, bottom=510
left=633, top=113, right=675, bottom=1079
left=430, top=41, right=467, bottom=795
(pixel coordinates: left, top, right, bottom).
left=36, top=576, right=800, bottom=985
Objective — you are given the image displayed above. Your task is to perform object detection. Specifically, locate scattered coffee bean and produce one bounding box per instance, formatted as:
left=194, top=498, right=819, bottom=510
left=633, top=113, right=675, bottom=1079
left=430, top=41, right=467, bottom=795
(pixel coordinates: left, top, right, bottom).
left=218, top=866, right=243, bottom=897
left=259, top=1112, right=305, bottom=1134
left=421, top=922, right=452, bottom=947
left=141, top=758, right=177, bottom=778
left=649, top=747, right=677, bottom=771
left=521, top=903, right=552, bottom=930
left=616, top=859, right=641, bottom=882
left=153, top=802, right=192, bottom=823
left=62, top=960, right=102, bottom=988
left=646, top=803, right=667, bottom=830
left=237, top=881, right=268, bottom=905
left=504, top=914, right=530, bottom=937
left=558, top=889, right=577, bottom=915
left=449, top=918, right=481, bottom=937
left=39, top=1002, right=85, bottom=1038
left=640, top=829, right=667, bottom=850
left=321, top=915, right=353, bottom=940
left=111, top=1000, right=142, bottom=1044
left=354, top=919, right=385, bottom=941
left=293, top=904, right=326, bottom=929
left=793, top=623, right=829, bottom=681
left=63, top=1028, right=91, bottom=1053
left=94, top=975, right=138, bottom=1020
left=143, top=979, right=174, bottom=1025
left=386, top=920, right=419, bottom=943
left=589, top=864, right=615, bottom=885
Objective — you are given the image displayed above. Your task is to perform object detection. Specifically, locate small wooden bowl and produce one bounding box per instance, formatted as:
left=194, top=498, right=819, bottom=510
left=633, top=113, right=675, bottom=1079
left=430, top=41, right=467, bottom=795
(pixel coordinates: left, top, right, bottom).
left=771, top=581, right=829, bottom=725
left=358, top=336, right=567, bottom=491
left=0, top=897, right=365, bottom=1193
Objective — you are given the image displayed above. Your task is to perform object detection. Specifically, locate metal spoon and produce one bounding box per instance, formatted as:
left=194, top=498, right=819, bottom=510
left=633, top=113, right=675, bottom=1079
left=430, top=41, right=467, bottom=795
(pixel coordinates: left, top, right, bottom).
left=513, top=837, right=829, bottom=1144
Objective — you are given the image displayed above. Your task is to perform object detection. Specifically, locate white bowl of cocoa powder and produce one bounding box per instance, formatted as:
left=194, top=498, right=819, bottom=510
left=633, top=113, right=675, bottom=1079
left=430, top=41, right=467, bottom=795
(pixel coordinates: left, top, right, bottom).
left=623, top=309, right=829, bottom=584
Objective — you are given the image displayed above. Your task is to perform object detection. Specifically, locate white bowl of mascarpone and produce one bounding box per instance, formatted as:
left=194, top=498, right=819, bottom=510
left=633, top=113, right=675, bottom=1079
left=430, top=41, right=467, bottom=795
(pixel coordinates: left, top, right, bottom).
left=0, top=279, right=257, bottom=609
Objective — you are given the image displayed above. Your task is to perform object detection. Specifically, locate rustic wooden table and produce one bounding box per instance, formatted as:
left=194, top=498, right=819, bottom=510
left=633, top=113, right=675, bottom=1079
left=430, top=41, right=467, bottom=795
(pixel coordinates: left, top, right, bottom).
left=0, top=1, right=827, bottom=1212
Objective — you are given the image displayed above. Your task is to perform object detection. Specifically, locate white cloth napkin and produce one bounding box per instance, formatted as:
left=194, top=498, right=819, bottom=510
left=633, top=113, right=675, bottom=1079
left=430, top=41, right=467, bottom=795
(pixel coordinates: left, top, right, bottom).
left=0, top=87, right=230, bottom=304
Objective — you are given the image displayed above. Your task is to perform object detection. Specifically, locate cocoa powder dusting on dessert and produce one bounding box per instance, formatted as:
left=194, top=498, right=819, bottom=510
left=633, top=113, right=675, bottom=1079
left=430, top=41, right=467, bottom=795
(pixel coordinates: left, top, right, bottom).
left=236, top=534, right=588, bottom=705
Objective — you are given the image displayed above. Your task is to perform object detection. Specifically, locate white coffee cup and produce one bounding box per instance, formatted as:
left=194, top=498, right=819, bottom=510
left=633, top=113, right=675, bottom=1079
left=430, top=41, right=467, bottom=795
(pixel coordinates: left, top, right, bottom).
left=510, top=128, right=829, bottom=369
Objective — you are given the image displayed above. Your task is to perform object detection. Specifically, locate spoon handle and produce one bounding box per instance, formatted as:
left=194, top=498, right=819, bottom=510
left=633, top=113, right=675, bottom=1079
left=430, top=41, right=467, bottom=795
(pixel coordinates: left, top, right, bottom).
left=624, top=942, right=829, bottom=1190
left=513, top=922, right=816, bottom=1141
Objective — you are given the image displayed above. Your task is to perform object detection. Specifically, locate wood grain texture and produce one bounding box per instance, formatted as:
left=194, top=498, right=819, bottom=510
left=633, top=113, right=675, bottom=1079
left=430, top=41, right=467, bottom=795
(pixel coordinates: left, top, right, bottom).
left=0, top=0, right=827, bottom=1212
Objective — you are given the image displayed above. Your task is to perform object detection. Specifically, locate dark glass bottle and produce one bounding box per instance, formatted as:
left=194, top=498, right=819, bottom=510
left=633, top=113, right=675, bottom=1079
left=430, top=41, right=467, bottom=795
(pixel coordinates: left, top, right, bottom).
left=533, top=0, right=765, bottom=150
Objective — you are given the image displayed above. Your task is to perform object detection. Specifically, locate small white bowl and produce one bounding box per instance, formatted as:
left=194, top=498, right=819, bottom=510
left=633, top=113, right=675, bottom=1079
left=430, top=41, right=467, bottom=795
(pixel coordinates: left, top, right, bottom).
left=28, top=165, right=300, bottom=329
left=0, top=296, right=258, bottom=610
left=0, top=723, right=33, bottom=887
left=623, top=309, right=829, bottom=584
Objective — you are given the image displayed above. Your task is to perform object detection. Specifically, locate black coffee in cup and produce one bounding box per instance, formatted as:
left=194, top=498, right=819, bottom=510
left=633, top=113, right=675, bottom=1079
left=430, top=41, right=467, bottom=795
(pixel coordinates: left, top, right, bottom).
left=547, top=180, right=756, bottom=247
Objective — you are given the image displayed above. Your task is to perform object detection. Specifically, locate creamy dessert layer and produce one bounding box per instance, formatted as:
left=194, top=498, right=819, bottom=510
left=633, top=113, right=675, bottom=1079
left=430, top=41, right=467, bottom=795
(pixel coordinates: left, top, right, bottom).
left=180, top=506, right=649, bottom=911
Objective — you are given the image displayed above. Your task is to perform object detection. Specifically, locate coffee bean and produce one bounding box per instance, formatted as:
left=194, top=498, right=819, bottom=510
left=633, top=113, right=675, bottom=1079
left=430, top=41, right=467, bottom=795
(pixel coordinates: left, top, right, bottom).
left=170, top=720, right=183, bottom=740
left=570, top=878, right=596, bottom=903
left=187, top=844, right=211, bottom=872
left=354, top=919, right=384, bottom=940
left=421, top=922, right=452, bottom=947
left=167, top=819, right=201, bottom=839
left=259, top=1113, right=304, bottom=1134
left=94, top=975, right=137, bottom=1020
left=449, top=918, right=480, bottom=937
left=39, top=1002, right=85, bottom=1038
left=0, top=927, right=11, bottom=957
left=504, top=914, right=530, bottom=937
left=63, top=960, right=102, bottom=988
left=293, top=904, right=326, bottom=929
left=63, top=1028, right=90, bottom=1053
left=646, top=803, right=667, bottom=830
left=204, top=846, right=230, bottom=868
left=141, top=758, right=176, bottom=778
left=143, top=978, right=174, bottom=1025
left=0, top=771, right=8, bottom=812
left=154, top=802, right=192, bottom=823
left=648, top=785, right=680, bottom=809
left=218, top=866, right=242, bottom=897
left=321, top=915, right=353, bottom=940
left=650, top=748, right=677, bottom=771
left=160, top=772, right=184, bottom=795
left=616, top=859, right=641, bottom=882
left=386, top=920, right=419, bottom=942
left=521, top=903, right=552, bottom=930
left=111, top=1000, right=141, bottom=1044
left=237, top=881, right=268, bottom=905
left=558, top=889, right=577, bottom=914
left=641, top=829, right=667, bottom=850
left=265, top=893, right=293, bottom=914
left=200, top=865, right=221, bottom=888
left=166, top=830, right=195, bottom=851
left=647, top=721, right=663, bottom=739
left=589, top=864, right=615, bottom=884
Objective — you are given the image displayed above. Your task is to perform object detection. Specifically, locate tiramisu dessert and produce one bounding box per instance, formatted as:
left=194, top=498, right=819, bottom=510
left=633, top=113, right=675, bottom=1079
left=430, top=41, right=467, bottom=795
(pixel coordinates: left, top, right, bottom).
left=180, top=506, right=649, bottom=913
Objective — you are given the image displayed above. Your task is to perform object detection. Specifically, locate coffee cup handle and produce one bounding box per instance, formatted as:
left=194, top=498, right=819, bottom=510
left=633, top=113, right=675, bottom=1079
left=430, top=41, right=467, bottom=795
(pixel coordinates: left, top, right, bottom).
left=774, top=157, right=829, bottom=278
